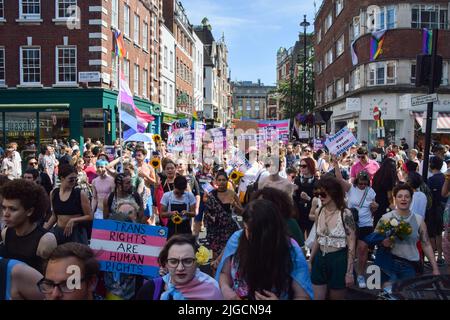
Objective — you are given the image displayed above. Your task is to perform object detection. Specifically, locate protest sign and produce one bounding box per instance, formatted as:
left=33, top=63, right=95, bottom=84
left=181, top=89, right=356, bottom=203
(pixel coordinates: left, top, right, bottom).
left=90, top=219, right=168, bottom=277
left=170, top=119, right=190, bottom=131
left=167, top=128, right=189, bottom=152
left=103, top=145, right=116, bottom=162
left=183, top=130, right=196, bottom=154
left=324, top=126, right=357, bottom=156
left=313, top=139, right=324, bottom=152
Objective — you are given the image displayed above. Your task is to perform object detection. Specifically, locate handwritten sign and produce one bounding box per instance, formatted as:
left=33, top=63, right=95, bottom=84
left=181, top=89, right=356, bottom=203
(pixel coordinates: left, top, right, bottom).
left=324, top=126, right=357, bottom=156
left=167, top=128, right=189, bottom=152
left=170, top=119, right=190, bottom=131
left=90, top=219, right=168, bottom=277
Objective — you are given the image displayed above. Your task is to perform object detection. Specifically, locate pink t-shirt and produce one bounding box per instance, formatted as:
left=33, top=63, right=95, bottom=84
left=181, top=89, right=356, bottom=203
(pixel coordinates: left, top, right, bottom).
left=92, top=175, right=115, bottom=209
left=84, top=165, right=97, bottom=184
left=350, top=159, right=380, bottom=182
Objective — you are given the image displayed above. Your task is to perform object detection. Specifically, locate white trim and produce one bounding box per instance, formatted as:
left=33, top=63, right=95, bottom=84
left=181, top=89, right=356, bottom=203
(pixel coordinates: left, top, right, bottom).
left=89, top=6, right=108, bottom=14
left=52, top=83, right=79, bottom=88
left=89, top=59, right=107, bottom=67
left=16, top=18, right=43, bottom=24
left=89, top=33, right=108, bottom=41
left=89, top=46, right=108, bottom=54
left=55, top=46, right=77, bottom=85
left=89, top=19, right=108, bottom=28
left=0, top=47, right=5, bottom=86
left=19, top=0, right=41, bottom=20
left=20, top=46, right=41, bottom=86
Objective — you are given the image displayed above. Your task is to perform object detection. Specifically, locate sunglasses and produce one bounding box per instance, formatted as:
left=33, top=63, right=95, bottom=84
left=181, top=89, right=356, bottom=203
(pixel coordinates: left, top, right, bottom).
left=299, top=164, right=308, bottom=168
left=314, top=192, right=328, bottom=198
left=304, top=149, right=312, bottom=152
left=29, top=161, right=38, bottom=165
left=357, top=155, right=366, bottom=158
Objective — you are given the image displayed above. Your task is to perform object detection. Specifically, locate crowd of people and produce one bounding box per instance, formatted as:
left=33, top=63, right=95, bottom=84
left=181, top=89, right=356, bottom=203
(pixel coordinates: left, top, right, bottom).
left=0, top=135, right=449, bottom=300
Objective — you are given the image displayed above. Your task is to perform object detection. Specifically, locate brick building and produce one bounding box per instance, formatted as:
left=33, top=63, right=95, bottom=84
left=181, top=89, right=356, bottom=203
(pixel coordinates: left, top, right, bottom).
left=0, top=0, right=163, bottom=153
left=314, top=0, right=450, bottom=149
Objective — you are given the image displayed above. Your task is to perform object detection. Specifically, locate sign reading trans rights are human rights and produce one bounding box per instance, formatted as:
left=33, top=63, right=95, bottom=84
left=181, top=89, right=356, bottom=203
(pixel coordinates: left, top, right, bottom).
left=90, top=219, right=168, bottom=277
left=324, top=126, right=357, bottom=157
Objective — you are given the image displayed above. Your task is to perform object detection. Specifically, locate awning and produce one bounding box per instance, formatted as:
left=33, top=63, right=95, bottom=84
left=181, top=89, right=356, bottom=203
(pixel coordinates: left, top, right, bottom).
left=412, top=112, right=450, bottom=132
left=413, top=112, right=424, bottom=127
left=437, top=112, right=450, bottom=130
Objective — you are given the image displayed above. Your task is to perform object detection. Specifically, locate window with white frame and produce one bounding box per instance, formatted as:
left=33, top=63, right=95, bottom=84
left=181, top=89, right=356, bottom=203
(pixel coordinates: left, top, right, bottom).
left=336, top=0, right=344, bottom=16
left=153, top=15, right=157, bottom=39
left=316, top=91, right=322, bottom=106
left=133, top=64, right=139, bottom=95
left=367, top=61, right=396, bottom=86
left=153, top=52, right=157, bottom=74
left=325, top=48, right=333, bottom=67
left=164, top=46, right=168, bottom=69
left=412, top=4, right=448, bottom=30
left=351, top=68, right=361, bottom=90
left=169, top=84, right=173, bottom=109
left=56, top=0, right=76, bottom=19
left=315, top=60, right=323, bottom=74
left=335, top=78, right=344, bottom=97
left=0, top=47, right=4, bottom=85
left=134, top=14, right=140, bottom=45
left=246, top=100, right=251, bottom=111
left=255, top=100, right=260, bottom=111
left=56, top=46, right=76, bottom=84
left=111, top=0, right=118, bottom=28
left=336, top=34, right=345, bottom=57
left=442, top=61, right=449, bottom=85
left=170, top=51, right=174, bottom=72
left=325, top=84, right=333, bottom=102
left=111, top=56, right=118, bottom=89
left=142, top=69, right=148, bottom=97
left=20, top=0, right=41, bottom=19
left=124, top=4, right=130, bottom=37
left=324, top=12, right=333, bottom=32
left=350, top=16, right=360, bottom=41
left=368, top=6, right=397, bottom=32
left=123, top=59, right=130, bottom=86
left=0, top=0, right=4, bottom=19
left=163, top=81, right=167, bottom=106
left=20, top=47, right=41, bottom=85
left=317, top=28, right=322, bottom=44
left=142, top=22, right=148, bottom=51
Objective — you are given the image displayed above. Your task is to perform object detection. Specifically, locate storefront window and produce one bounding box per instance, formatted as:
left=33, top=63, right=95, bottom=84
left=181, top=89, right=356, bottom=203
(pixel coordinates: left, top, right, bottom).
left=39, top=111, right=70, bottom=147
left=368, top=120, right=396, bottom=150
left=83, top=108, right=105, bottom=143
left=3, top=112, right=37, bottom=155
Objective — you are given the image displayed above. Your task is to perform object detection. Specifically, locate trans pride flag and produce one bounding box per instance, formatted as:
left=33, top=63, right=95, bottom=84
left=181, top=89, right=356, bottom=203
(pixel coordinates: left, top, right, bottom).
left=370, top=30, right=386, bottom=61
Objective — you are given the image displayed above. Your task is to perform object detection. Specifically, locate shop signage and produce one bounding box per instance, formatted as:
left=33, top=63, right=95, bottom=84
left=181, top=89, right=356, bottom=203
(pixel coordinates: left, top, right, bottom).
left=411, top=93, right=438, bottom=107
left=79, top=72, right=101, bottom=83
left=346, top=98, right=361, bottom=111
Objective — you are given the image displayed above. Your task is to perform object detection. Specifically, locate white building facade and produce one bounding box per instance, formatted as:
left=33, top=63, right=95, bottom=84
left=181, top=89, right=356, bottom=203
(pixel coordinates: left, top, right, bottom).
left=193, top=32, right=204, bottom=115
left=160, top=24, right=176, bottom=116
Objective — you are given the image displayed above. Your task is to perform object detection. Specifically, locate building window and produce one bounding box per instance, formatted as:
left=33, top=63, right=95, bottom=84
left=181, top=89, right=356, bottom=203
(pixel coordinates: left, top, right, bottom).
left=350, top=16, right=360, bottom=41
left=164, top=46, right=168, bottom=69
left=317, top=28, right=322, bottom=44
left=20, top=0, right=41, bottom=19
left=133, top=64, right=139, bottom=95
left=111, top=0, right=118, bottom=28
left=325, top=48, right=333, bottom=68
left=153, top=14, right=157, bottom=39
left=412, top=4, right=448, bottom=30
left=336, top=34, right=345, bottom=57
left=20, top=47, right=41, bottom=85
left=442, top=61, right=449, bottom=86
left=134, top=14, right=140, bottom=45
left=124, top=4, right=130, bottom=37
left=368, top=61, right=396, bottom=86
left=123, top=59, right=130, bottom=86
left=335, top=78, right=344, bottom=98
left=170, top=51, right=174, bottom=72
left=56, top=46, right=76, bottom=84
left=368, top=6, right=397, bottom=32
left=169, top=84, right=173, bottom=109
left=316, top=91, right=322, bottom=106
left=163, top=81, right=167, bottom=106
left=0, top=47, right=4, bottom=85
left=325, top=12, right=333, bottom=32
left=111, top=56, right=118, bottom=89
left=315, top=60, right=323, bottom=74
left=246, top=100, right=251, bottom=111
left=336, top=0, right=344, bottom=16
left=325, top=84, right=333, bottom=102
left=142, top=22, right=148, bottom=51
left=153, top=53, right=157, bottom=75
left=410, top=63, right=416, bottom=85
left=0, top=0, right=4, bottom=19
left=142, top=69, right=148, bottom=98
left=56, top=0, right=76, bottom=19
left=255, top=100, right=260, bottom=111
left=351, top=68, right=361, bottom=90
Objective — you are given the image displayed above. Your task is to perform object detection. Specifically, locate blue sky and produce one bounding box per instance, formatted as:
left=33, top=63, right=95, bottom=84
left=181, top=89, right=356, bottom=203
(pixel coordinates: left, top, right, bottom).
left=182, top=0, right=321, bottom=86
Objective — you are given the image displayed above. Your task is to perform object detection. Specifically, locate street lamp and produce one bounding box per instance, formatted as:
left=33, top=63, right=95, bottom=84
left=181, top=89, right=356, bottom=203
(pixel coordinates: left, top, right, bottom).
left=300, top=15, right=310, bottom=115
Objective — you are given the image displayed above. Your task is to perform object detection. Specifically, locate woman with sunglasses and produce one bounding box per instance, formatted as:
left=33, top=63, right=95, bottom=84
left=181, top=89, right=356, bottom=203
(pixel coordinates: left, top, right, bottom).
left=350, top=147, right=380, bottom=184
left=136, top=234, right=222, bottom=300
left=294, top=157, right=319, bottom=238
left=309, top=176, right=357, bottom=300
left=44, top=164, right=92, bottom=245
left=333, top=160, right=379, bottom=289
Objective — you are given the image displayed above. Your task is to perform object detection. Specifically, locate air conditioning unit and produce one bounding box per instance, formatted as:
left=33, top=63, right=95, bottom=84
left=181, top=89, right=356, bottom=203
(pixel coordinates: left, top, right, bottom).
left=345, top=83, right=349, bottom=92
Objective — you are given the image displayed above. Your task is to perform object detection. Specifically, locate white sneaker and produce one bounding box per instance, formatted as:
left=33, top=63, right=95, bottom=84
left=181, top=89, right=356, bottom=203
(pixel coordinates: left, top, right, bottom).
left=357, top=275, right=367, bottom=289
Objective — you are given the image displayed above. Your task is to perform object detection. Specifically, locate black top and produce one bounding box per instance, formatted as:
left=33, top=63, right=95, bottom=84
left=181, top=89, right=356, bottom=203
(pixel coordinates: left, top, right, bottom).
left=293, top=176, right=317, bottom=229
left=52, top=187, right=83, bottom=216
left=4, top=226, right=47, bottom=273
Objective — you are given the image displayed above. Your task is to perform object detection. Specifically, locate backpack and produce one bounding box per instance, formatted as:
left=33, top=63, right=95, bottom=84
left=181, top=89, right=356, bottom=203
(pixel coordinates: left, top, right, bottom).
left=243, top=170, right=264, bottom=205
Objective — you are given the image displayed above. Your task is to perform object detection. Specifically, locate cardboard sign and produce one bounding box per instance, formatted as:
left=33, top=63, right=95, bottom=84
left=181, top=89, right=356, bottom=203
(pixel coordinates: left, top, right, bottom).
left=90, top=219, right=168, bottom=277
left=324, top=126, right=357, bottom=156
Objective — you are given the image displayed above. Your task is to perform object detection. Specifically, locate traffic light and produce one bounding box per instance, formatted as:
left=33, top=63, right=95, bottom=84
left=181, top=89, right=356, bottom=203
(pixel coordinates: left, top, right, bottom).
left=415, top=54, right=443, bottom=88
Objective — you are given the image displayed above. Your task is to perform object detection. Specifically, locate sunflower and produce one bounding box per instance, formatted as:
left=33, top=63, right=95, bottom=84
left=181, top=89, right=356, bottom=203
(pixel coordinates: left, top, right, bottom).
left=150, top=157, right=161, bottom=169
left=152, top=134, right=162, bottom=144
left=171, top=213, right=183, bottom=225
left=230, top=170, right=242, bottom=185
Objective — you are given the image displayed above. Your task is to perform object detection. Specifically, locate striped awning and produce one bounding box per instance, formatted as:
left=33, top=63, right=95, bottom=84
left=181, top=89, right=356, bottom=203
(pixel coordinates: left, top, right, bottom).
left=412, top=112, right=450, bottom=131
left=413, top=112, right=424, bottom=127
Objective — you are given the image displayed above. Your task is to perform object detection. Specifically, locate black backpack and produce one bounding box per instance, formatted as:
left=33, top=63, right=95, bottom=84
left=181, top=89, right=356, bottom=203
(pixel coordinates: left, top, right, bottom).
left=243, top=170, right=265, bottom=205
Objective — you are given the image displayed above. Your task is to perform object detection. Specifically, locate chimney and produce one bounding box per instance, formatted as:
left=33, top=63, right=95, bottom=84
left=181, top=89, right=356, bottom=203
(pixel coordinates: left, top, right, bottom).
left=258, top=79, right=261, bottom=86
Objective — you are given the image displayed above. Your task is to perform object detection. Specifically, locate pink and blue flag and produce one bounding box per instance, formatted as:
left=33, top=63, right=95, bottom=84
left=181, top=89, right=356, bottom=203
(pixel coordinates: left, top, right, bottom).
left=422, top=28, right=433, bottom=54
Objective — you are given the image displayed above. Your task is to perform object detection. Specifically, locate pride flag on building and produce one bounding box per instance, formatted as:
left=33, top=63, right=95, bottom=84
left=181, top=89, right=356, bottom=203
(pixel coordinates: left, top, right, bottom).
left=370, top=30, right=387, bottom=61
left=114, top=30, right=126, bottom=58
left=422, top=28, right=433, bottom=54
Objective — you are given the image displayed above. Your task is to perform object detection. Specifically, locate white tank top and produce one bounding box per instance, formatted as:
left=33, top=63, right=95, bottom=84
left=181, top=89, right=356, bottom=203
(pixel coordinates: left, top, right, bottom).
left=316, top=207, right=347, bottom=252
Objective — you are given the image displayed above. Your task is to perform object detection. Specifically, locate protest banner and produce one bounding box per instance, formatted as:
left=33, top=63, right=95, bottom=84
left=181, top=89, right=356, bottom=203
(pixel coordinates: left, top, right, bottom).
left=167, top=128, right=188, bottom=152
left=183, top=130, right=196, bottom=154
left=324, top=126, right=357, bottom=156
left=170, top=118, right=190, bottom=131
left=90, top=219, right=168, bottom=277
left=258, top=120, right=290, bottom=144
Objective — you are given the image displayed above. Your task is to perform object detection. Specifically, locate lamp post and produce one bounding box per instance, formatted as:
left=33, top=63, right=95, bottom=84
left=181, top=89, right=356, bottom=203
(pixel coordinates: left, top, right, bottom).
left=289, top=57, right=294, bottom=140
left=300, top=15, right=310, bottom=115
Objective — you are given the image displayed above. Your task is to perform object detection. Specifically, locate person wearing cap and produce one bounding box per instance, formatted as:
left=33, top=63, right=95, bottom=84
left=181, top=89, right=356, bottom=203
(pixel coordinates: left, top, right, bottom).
left=91, top=160, right=115, bottom=220
left=419, top=144, right=448, bottom=178
left=350, top=147, right=380, bottom=184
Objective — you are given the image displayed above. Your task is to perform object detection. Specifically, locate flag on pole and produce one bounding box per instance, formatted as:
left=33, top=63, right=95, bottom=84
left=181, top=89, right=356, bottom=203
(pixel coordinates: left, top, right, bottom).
left=422, top=28, right=432, bottom=54
left=114, top=30, right=126, bottom=58
left=370, top=30, right=386, bottom=61
left=351, top=39, right=359, bottom=66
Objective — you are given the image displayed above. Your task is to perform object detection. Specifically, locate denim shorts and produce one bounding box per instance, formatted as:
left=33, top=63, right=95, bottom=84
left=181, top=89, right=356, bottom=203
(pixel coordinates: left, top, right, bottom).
left=380, top=255, right=417, bottom=284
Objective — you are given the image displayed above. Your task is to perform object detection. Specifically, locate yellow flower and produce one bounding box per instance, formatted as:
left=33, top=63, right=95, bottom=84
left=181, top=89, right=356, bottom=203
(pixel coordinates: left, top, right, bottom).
left=171, top=214, right=183, bottom=225
left=230, top=170, right=243, bottom=184
left=195, top=246, right=210, bottom=265
left=153, top=134, right=162, bottom=144
left=150, top=157, right=161, bottom=169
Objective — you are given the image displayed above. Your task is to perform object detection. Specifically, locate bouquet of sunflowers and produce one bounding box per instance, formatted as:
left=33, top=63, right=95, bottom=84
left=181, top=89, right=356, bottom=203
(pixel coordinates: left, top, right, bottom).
left=376, top=217, right=412, bottom=245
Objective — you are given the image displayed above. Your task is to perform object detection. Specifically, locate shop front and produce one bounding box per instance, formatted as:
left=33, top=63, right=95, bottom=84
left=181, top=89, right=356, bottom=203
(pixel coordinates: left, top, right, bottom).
left=330, top=98, right=361, bottom=139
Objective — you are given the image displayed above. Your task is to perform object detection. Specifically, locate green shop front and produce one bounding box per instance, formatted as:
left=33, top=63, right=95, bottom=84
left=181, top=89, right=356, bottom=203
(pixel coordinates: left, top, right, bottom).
left=0, top=88, right=161, bottom=154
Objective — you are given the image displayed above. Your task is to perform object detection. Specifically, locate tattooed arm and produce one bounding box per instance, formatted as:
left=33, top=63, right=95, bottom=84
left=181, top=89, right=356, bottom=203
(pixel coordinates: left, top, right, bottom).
left=419, top=221, right=440, bottom=275
left=343, top=209, right=356, bottom=287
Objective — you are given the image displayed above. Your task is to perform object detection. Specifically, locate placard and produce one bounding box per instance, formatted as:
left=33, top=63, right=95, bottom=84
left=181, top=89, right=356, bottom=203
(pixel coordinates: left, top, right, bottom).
left=324, top=126, right=357, bottom=156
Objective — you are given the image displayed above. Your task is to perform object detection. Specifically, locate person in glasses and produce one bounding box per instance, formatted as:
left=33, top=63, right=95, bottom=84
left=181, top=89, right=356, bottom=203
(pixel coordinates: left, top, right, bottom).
left=309, top=177, right=356, bottom=300
left=45, top=165, right=92, bottom=245
left=82, top=151, right=97, bottom=184
left=350, top=147, right=380, bottom=184
left=0, top=256, right=44, bottom=300
left=38, top=242, right=100, bottom=300
left=136, top=234, right=222, bottom=300
left=1, top=180, right=56, bottom=274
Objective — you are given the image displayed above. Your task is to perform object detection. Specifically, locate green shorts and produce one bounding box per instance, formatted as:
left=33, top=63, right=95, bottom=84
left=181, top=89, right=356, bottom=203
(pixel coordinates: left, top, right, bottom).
left=311, top=248, right=348, bottom=289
